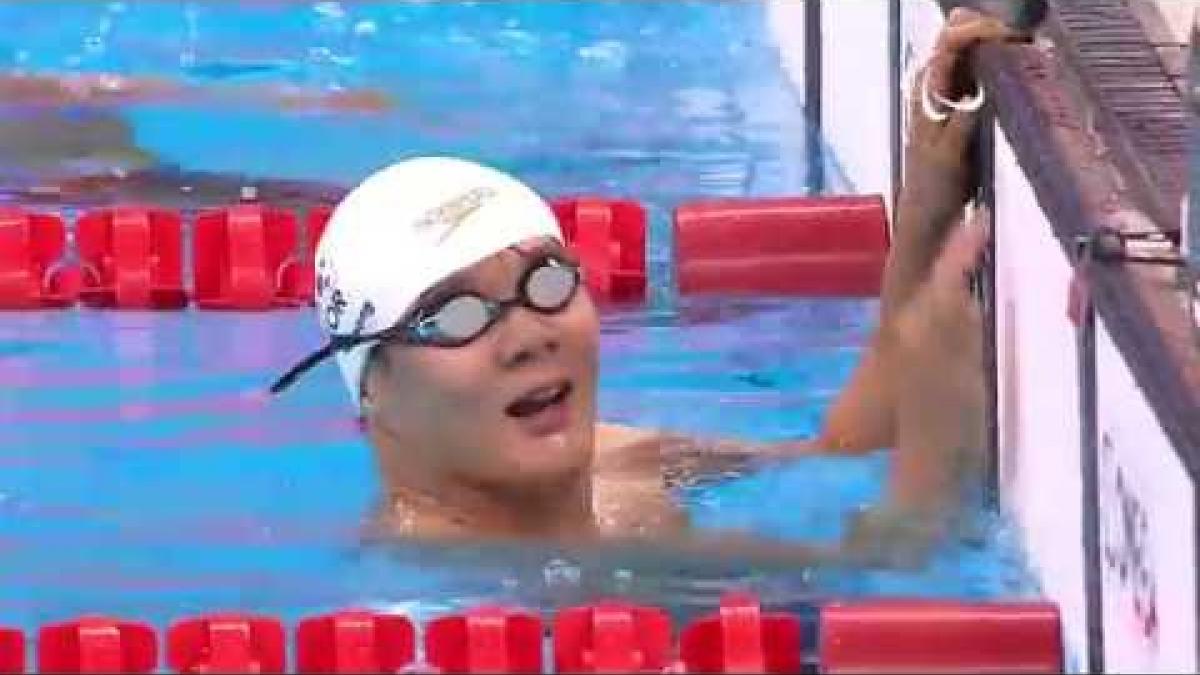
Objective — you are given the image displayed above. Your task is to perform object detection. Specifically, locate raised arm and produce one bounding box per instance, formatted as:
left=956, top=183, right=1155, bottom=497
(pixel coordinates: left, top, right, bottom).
left=822, top=9, right=1018, bottom=562
left=625, top=12, right=1017, bottom=571
left=842, top=205, right=991, bottom=564
left=638, top=9, right=1013, bottom=483
left=618, top=204, right=992, bottom=569
left=815, top=8, right=1014, bottom=456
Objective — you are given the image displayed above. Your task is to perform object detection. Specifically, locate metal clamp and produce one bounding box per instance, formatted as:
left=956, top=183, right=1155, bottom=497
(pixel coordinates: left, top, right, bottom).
left=1073, top=226, right=1200, bottom=345
left=1076, top=227, right=1185, bottom=267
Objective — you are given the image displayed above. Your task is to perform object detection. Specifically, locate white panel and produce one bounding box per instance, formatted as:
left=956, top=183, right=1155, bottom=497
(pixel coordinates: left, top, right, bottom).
left=819, top=0, right=893, bottom=202
left=764, top=0, right=806, bottom=98
left=1096, top=322, right=1198, bottom=673
left=993, top=125, right=1090, bottom=670
left=1148, top=0, right=1196, bottom=43
left=900, top=0, right=944, bottom=67
left=845, top=2, right=1200, bottom=671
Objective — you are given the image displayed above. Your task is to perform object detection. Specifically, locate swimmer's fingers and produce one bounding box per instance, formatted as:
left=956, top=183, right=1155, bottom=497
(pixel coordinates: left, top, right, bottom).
left=939, top=6, right=1017, bottom=53
left=921, top=210, right=988, bottom=365
left=886, top=206, right=986, bottom=365
left=927, top=8, right=1017, bottom=97
left=929, top=206, right=989, bottom=311
left=895, top=8, right=1018, bottom=150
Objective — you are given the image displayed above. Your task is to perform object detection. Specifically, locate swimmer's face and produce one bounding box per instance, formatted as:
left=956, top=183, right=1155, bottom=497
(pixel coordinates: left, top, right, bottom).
left=363, top=237, right=599, bottom=493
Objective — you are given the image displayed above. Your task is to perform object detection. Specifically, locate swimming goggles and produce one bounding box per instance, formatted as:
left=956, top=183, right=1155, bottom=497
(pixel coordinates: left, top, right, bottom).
left=269, top=254, right=582, bottom=394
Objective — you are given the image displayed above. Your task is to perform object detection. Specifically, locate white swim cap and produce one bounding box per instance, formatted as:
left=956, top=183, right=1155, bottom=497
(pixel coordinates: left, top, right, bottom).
left=272, top=156, right=564, bottom=407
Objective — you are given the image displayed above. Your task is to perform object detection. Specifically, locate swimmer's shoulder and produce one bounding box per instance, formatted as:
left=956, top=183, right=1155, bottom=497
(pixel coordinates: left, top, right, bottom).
left=594, top=422, right=775, bottom=476
left=596, top=422, right=825, bottom=489
left=593, top=422, right=668, bottom=474
left=592, top=423, right=691, bottom=534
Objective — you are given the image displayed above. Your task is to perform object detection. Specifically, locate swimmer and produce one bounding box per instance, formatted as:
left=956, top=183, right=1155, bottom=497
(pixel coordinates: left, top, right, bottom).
left=269, top=9, right=1015, bottom=566
left=0, top=103, right=347, bottom=209
left=0, top=68, right=397, bottom=205
left=0, top=70, right=394, bottom=114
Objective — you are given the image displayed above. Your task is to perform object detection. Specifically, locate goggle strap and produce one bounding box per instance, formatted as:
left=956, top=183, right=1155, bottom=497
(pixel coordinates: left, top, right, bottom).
left=268, top=342, right=338, bottom=395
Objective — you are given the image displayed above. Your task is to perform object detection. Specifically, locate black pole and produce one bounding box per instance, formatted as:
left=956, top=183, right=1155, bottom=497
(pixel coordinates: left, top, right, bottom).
left=1076, top=262, right=1106, bottom=675
left=973, top=109, right=1000, bottom=508
left=888, top=0, right=903, bottom=209
left=804, top=0, right=824, bottom=194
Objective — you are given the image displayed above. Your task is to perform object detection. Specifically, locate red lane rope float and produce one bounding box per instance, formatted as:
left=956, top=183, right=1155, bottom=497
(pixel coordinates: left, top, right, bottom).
left=295, top=609, right=415, bottom=674
left=818, top=599, right=1064, bottom=674
left=0, top=595, right=1065, bottom=674
left=553, top=600, right=673, bottom=673
left=37, top=616, right=157, bottom=674
left=551, top=197, right=647, bottom=303
left=167, top=613, right=286, bottom=674
left=1, top=193, right=895, bottom=311
left=0, top=207, right=78, bottom=310
left=0, top=627, right=21, bottom=675
left=673, top=195, right=890, bottom=296
left=678, top=591, right=802, bottom=674
left=424, top=605, right=543, bottom=674
left=193, top=204, right=310, bottom=311
left=76, top=206, right=188, bottom=310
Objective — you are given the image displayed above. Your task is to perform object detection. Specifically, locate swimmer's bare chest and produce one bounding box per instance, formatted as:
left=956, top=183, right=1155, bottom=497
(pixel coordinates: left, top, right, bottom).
left=368, top=425, right=697, bottom=541
left=590, top=424, right=691, bottom=535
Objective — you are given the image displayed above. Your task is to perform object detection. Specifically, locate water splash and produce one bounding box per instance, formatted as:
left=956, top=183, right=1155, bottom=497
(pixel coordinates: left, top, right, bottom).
left=543, top=558, right=583, bottom=589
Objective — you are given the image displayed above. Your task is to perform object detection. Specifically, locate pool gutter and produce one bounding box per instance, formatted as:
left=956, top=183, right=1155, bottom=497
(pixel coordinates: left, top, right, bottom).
left=961, top=1, right=1200, bottom=669
left=967, top=0, right=1200, bottom=475
left=769, top=0, right=1200, bottom=667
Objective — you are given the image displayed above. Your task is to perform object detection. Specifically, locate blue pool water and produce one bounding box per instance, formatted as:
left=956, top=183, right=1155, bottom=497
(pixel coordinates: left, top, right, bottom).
left=0, top=0, right=1037, bottom=633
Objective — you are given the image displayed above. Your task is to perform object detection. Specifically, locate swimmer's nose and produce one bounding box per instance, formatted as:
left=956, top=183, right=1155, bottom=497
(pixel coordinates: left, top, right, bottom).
left=496, top=306, right=560, bottom=369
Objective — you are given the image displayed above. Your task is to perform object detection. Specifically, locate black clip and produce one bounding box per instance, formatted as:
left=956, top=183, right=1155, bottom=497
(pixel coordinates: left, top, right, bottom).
left=1063, top=224, right=1181, bottom=326
left=1081, top=226, right=1185, bottom=268
left=1075, top=226, right=1200, bottom=344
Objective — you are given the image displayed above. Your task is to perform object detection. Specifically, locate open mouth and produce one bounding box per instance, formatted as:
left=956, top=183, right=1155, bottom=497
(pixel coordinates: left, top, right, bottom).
left=505, top=381, right=573, bottom=418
